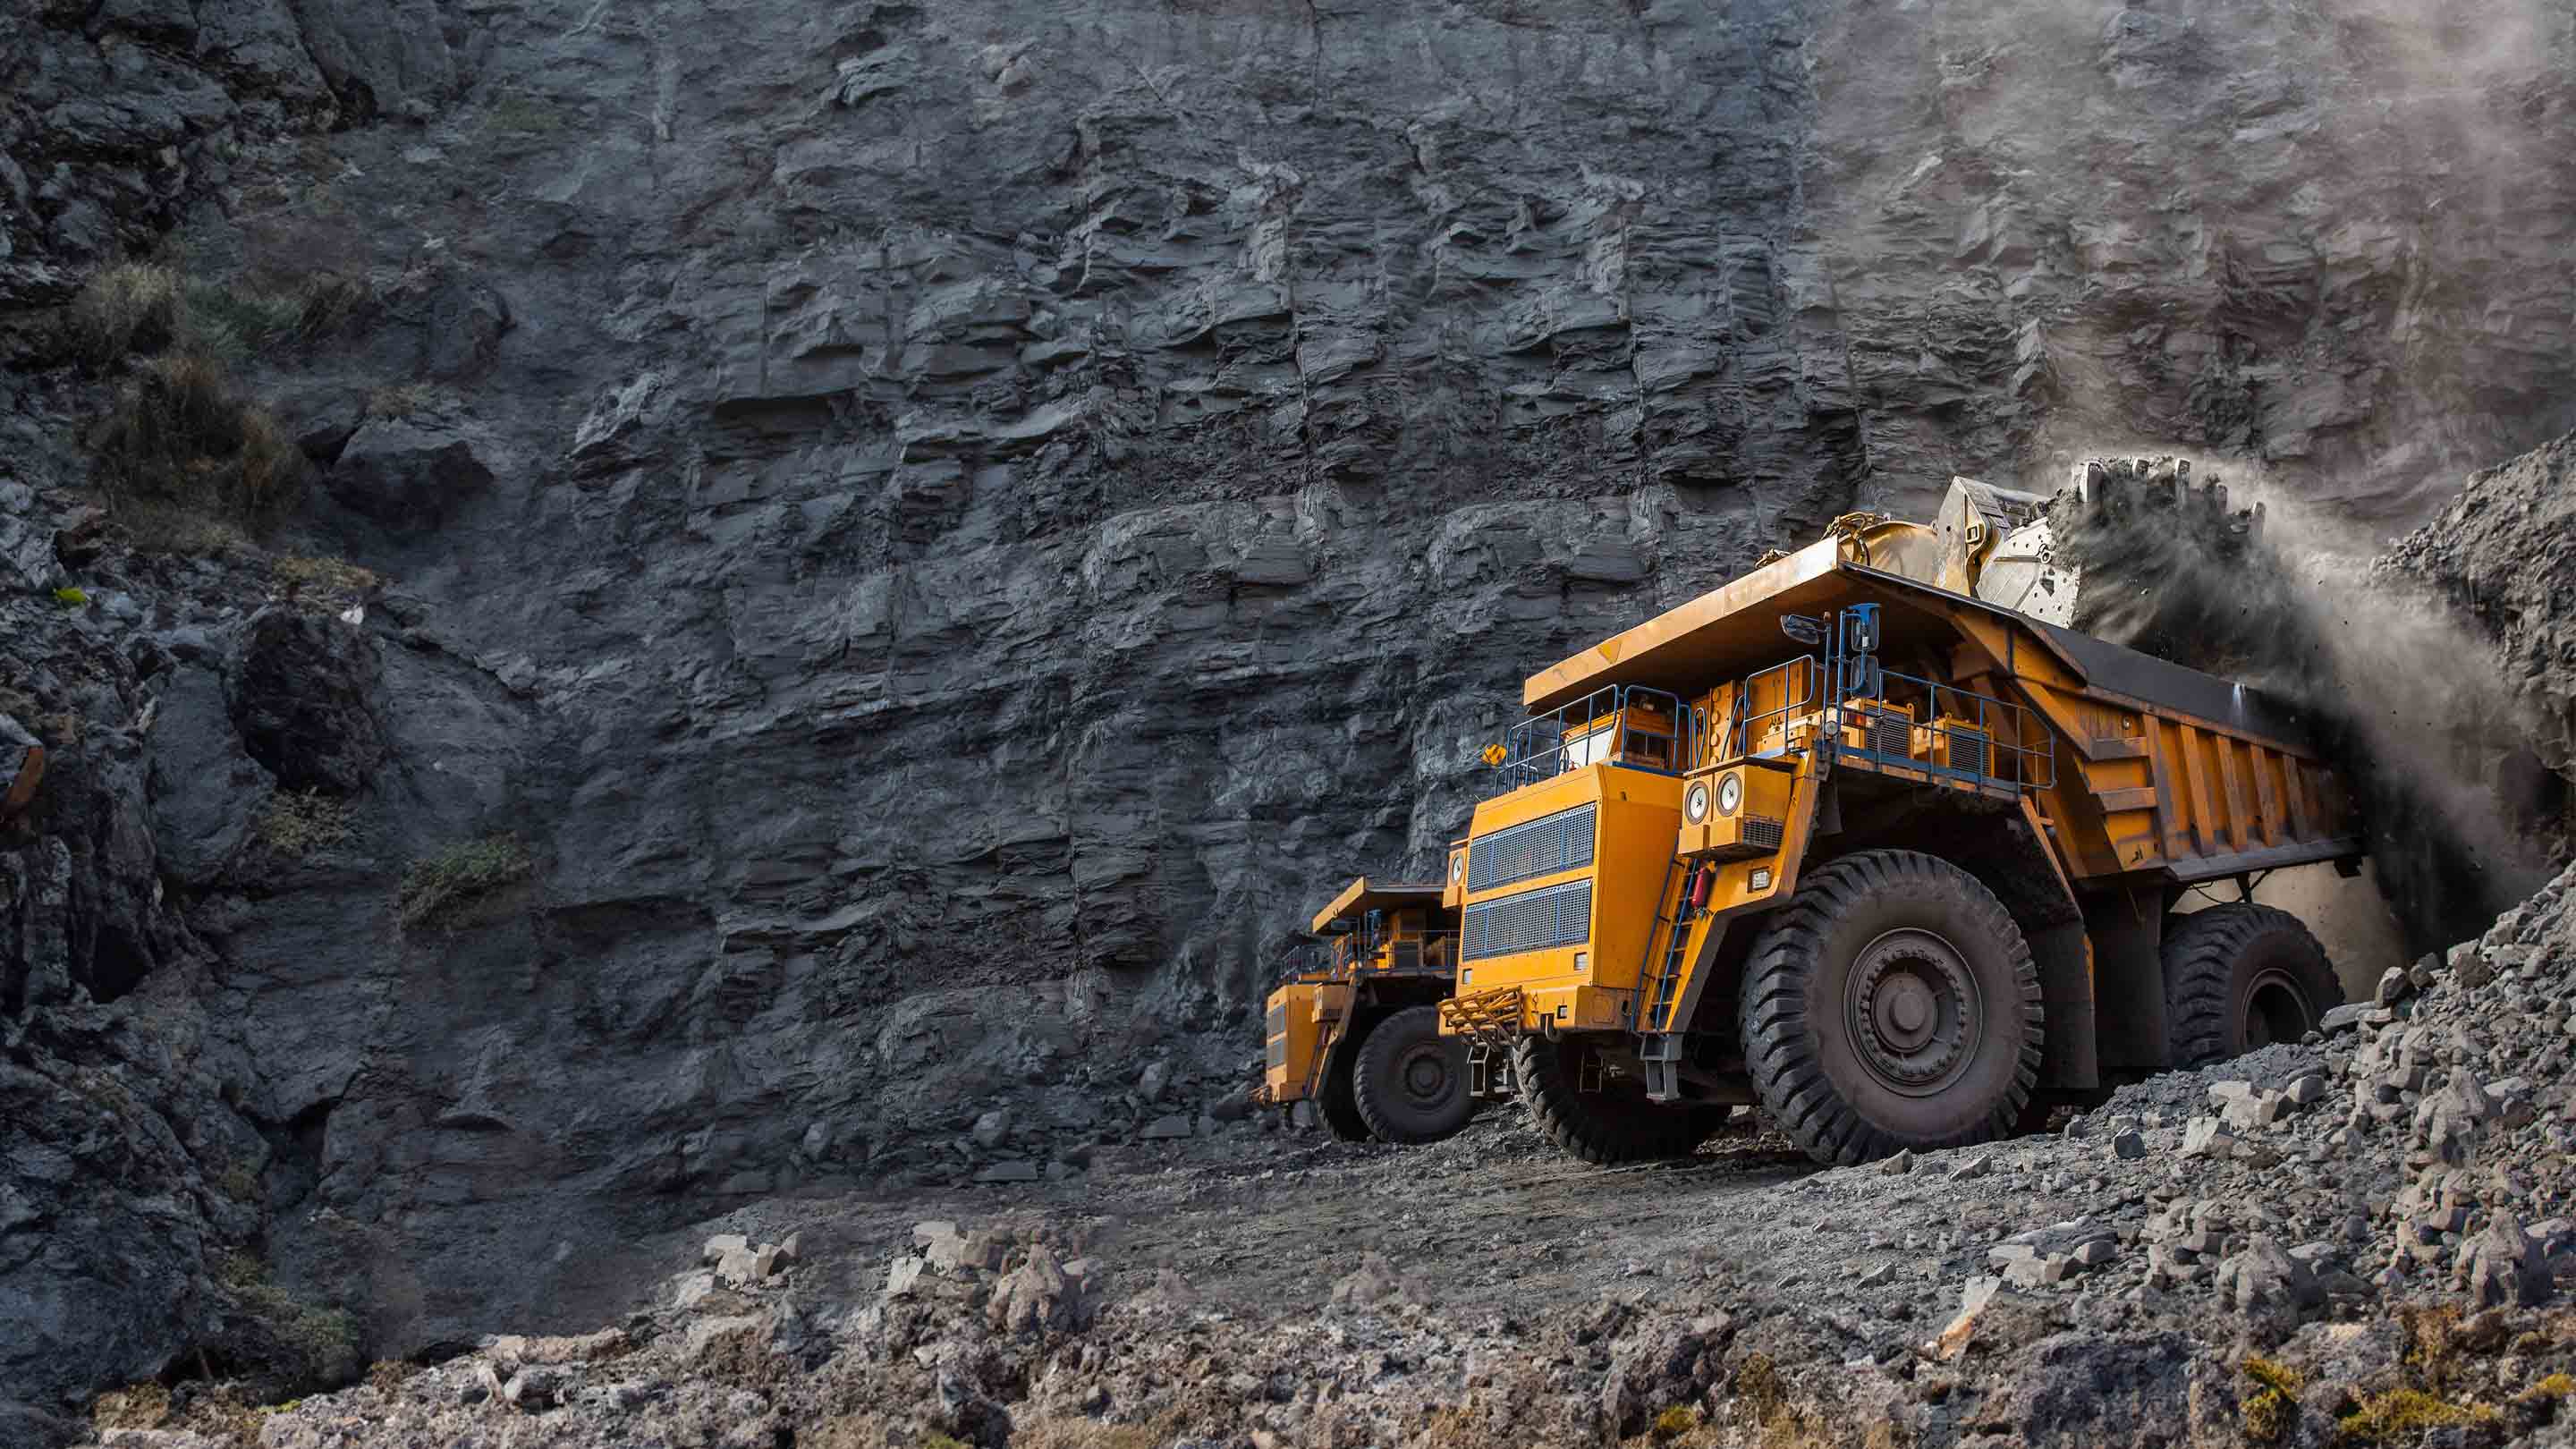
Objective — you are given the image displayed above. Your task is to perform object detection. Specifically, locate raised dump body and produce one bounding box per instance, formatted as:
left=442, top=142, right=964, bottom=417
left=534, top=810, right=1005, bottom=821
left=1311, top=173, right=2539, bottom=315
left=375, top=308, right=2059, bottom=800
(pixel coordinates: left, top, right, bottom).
left=1257, top=877, right=1487, bottom=1144
left=1440, top=522, right=2361, bottom=1166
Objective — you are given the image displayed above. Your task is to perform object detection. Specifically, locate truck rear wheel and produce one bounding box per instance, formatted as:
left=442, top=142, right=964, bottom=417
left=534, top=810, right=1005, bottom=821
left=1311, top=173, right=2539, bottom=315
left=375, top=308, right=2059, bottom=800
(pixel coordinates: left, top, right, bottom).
left=1352, top=1005, right=1475, bottom=1144
left=1319, top=1030, right=1372, bottom=1142
left=1741, top=850, right=2044, bottom=1165
left=2162, top=903, right=2339, bottom=1065
left=1512, top=1036, right=1716, bottom=1165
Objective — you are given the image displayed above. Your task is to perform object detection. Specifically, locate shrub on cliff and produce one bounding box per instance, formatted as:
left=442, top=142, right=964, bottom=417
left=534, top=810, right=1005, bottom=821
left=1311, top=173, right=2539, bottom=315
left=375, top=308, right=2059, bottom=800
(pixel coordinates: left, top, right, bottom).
left=399, top=835, right=534, bottom=930
left=90, top=352, right=307, bottom=522
left=67, top=262, right=184, bottom=364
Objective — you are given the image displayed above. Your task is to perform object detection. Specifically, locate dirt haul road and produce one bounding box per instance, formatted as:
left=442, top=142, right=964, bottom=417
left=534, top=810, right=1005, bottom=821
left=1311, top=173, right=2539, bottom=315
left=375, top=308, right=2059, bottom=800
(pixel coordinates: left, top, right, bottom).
left=198, top=881, right=2576, bottom=1449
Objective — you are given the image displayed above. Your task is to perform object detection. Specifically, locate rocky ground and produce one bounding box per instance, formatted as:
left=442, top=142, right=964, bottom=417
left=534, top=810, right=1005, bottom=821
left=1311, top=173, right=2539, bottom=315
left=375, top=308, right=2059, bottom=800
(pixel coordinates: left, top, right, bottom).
left=53, top=856, right=2576, bottom=1448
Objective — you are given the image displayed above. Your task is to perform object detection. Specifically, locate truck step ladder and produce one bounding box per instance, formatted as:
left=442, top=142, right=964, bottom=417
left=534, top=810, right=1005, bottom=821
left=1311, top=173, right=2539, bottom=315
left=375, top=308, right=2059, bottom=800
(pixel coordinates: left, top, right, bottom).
left=1636, top=855, right=1696, bottom=1102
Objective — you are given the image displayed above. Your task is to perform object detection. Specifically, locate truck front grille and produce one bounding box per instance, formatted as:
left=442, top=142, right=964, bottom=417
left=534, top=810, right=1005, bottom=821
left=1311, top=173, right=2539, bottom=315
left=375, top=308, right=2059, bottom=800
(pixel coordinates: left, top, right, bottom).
left=1466, top=804, right=1597, bottom=891
left=1462, top=879, right=1593, bottom=961
left=1743, top=815, right=1784, bottom=850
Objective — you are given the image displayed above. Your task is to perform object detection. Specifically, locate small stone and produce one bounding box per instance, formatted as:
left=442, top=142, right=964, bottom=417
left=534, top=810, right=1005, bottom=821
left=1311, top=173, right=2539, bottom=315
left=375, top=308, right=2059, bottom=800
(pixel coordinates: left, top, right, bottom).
left=2181, top=1117, right=2238, bottom=1158
left=1856, top=1261, right=1895, bottom=1287
left=2072, top=1239, right=2118, bottom=1268
left=713, top=1245, right=765, bottom=1287
left=1140, top=1113, right=1193, bottom=1140
left=777, top=1233, right=801, bottom=1264
left=501, top=1366, right=565, bottom=1411
left=2459, top=1211, right=2554, bottom=1307
left=1948, top=1154, right=1992, bottom=1182
left=885, top=1256, right=928, bottom=1298
left=1882, top=1149, right=1916, bottom=1176
left=2376, top=966, right=2412, bottom=1006
left=2320, top=1003, right=2373, bottom=1035
left=976, top=1160, right=1041, bottom=1183
left=2111, top=1130, right=2146, bottom=1160
left=682, top=1314, right=767, bottom=1364
left=913, top=1220, right=967, bottom=1269
left=1140, top=1062, right=1171, bottom=1101
left=970, top=1109, right=1013, bottom=1150
left=700, top=1233, right=749, bottom=1266
left=671, top=1271, right=718, bottom=1310
left=2284, top=1073, right=2326, bottom=1106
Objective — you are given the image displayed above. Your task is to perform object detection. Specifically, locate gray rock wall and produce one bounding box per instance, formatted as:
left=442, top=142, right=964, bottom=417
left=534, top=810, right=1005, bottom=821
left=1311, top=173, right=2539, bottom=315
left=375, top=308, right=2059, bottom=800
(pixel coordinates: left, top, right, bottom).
left=4, top=0, right=2575, bottom=1419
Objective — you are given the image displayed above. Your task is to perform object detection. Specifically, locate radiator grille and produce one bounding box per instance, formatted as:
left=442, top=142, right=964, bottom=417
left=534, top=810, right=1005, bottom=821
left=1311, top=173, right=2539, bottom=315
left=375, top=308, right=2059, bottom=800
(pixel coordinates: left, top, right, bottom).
left=1743, top=815, right=1784, bottom=850
left=1267, top=1002, right=1286, bottom=1038
left=1466, top=804, right=1597, bottom=891
left=1869, top=712, right=1911, bottom=757
left=1462, top=880, right=1593, bottom=961
left=1267, top=1035, right=1286, bottom=1068
left=1945, top=729, right=1990, bottom=777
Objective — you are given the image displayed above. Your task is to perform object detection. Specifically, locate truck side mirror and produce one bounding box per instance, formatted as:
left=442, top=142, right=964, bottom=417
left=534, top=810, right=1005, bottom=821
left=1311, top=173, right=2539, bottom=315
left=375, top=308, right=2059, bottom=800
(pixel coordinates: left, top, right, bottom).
left=1780, top=614, right=1824, bottom=647
left=1844, top=604, right=1881, bottom=655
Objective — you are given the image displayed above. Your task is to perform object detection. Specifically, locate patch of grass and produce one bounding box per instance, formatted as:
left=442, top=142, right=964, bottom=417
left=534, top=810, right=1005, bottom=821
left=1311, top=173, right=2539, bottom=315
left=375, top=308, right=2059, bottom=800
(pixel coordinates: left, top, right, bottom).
left=183, top=279, right=306, bottom=366
left=398, top=835, right=534, bottom=931
left=483, top=89, right=569, bottom=138
left=274, top=555, right=382, bottom=605
left=68, top=262, right=183, bottom=364
left=91, top=1382, right=172, bottom=1431
left=216, top=1252, right=361, bottom=1394
left=2335, top=1387, right=2500, bottom=1444
left=2242, top=1357, right=2304, bottom=1444
left=1733, top=1353, right=1784, bottom=1422
left=2525, top=1372, right=2576, bottom=1402
left=92, top=351, right=309, bottom=524
left=365, top=1359, right=419, bottom=1394
left=1653, top=1405, right=1703, bottom=1438
left=118, top=498, right=254, bottom=557
left=217, top=1162, right=260, bottom=1203
left=257, top=791, right=355, bottom=859
left=54, top=587, right=87, bottom=606
left=361, top=382, right=443, bottom=421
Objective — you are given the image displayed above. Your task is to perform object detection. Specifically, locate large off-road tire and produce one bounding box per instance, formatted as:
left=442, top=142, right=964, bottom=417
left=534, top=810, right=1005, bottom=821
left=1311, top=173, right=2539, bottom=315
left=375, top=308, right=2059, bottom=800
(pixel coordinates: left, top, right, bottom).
left=1350, top=1005, right=1476, bottom=1145
left=1318, top=1029, right=1372, bottom=1143
left=1741, top=850, right=2045, bottom=1165
left=1512, top=1034, right=1717, bottom=1165
left=2161, top=902, right=2339, bottom=1066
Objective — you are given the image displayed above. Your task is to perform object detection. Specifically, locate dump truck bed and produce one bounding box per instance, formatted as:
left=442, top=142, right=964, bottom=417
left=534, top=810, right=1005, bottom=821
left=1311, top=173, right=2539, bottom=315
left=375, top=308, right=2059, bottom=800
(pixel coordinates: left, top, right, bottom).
left=1521, top=539, right=2357, bottom=886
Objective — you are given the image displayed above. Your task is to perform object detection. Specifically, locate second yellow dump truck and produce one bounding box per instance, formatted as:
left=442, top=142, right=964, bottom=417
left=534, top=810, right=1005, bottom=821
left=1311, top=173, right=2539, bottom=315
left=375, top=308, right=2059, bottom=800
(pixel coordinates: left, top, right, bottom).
left=1436, top=469, right=2360, bottom=1165
left=1257, top=877, right=1490, bottom=1143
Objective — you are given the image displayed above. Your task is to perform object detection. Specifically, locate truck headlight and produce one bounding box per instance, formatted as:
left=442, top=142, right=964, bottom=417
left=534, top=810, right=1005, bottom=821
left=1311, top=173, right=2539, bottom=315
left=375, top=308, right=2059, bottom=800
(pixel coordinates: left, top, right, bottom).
left=1717, top=773, right=1743, bottom=817
left=1684, top=781, right=1711, bottom=822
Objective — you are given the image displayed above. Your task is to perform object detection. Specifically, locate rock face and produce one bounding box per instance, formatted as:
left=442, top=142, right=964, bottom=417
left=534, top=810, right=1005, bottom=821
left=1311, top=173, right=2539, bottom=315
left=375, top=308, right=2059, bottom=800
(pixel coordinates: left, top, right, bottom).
left=4, top=0, right=2576, bottom=1424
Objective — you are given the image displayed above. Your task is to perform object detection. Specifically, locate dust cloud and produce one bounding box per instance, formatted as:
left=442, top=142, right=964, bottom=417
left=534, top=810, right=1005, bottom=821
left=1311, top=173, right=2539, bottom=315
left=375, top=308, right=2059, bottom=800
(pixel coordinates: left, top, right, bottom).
left=2044, top=456, right=2555, bottom=962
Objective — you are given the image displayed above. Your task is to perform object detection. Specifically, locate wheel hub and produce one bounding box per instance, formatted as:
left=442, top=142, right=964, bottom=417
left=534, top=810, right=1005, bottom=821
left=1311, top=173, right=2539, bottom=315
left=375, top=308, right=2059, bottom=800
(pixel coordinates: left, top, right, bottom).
left=1399, top=1046, right=1452, bottom=1104
left=1847, top=928, right=1982, bottom=1097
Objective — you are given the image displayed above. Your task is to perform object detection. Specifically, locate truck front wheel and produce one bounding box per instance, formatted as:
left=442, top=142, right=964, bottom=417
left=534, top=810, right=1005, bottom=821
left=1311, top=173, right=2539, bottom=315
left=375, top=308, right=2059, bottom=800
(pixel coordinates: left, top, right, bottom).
left=1741, top=850, right=2044, bottom=1165
left=1350, top=1005, right=1476, bottom=1144
left=1512, top=1035, right=1720, bottom=1165
left=2161, top=903, right=2339, bottom=1065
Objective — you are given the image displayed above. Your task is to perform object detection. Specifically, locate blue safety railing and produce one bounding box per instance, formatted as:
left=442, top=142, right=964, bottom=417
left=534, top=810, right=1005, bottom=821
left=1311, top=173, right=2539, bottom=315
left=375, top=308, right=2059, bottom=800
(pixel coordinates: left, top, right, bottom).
left=1486, top=684, right=1690, bottom=795
left=1722, top=651, right=2053, bottom=792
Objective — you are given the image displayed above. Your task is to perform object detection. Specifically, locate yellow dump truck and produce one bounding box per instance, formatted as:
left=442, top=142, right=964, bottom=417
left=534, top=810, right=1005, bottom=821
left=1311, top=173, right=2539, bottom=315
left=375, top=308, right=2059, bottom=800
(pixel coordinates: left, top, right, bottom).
left=1257, top=877, right=1489, bottom=1143
left=1435, top=470, right=2360, bottom=1165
